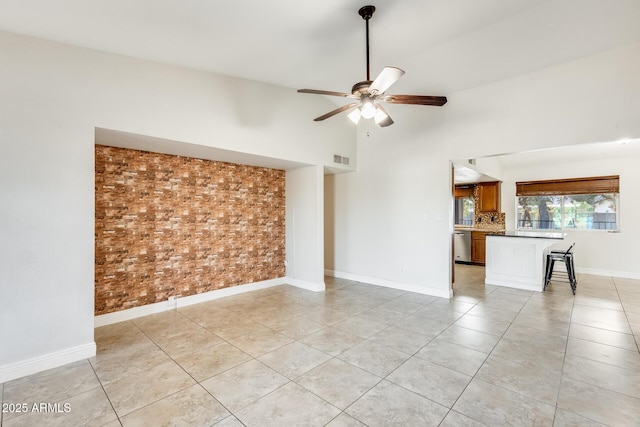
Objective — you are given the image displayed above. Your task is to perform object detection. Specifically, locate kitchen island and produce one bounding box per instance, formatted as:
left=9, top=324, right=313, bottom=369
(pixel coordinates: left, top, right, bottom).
left=485, top=231, right=566, bottom=292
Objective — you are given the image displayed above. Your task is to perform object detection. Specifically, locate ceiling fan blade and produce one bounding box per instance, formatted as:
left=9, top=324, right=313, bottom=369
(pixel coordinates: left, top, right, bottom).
left=369, top=67, right=405, bottom=94
left=384, top=94, right=448, bottom=106
left=313, top=103, right=359, bottom=121
left=298, top=89, right=356, bottom=98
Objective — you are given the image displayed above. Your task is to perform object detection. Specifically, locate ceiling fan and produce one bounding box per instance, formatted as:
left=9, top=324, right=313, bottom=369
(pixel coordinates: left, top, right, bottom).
left=298, top=5, right=447, bottom=127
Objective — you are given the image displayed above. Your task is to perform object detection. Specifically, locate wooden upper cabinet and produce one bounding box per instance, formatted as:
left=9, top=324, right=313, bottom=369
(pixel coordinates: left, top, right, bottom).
left=477, top=181, right=501, bottom=213
left=454, top=185, right=474, bottom=198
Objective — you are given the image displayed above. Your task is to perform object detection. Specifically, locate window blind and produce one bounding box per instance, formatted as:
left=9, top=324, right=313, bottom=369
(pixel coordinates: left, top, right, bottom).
left=516, top=175, right=619, bottom=196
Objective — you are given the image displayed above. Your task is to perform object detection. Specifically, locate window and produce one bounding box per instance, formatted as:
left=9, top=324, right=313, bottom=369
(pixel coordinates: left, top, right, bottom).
left=455, top=196, right=475, bottom=226
left=516, top=176, right=619, bottom=231
left=454, top=186, right=475, bottom=226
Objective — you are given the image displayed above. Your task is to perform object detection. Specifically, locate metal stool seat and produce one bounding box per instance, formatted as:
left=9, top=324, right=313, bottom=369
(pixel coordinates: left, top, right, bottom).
left=544, top=243, right=577, bottom=294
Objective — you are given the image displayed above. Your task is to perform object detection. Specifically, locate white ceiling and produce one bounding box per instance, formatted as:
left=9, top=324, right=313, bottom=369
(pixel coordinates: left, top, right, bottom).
left=493, top=137, right=640, bottom=168
left=4, top=1, right=640, bottom=173
left=453, top=137, right=640, bottom=184
left=1, top=0, right=640, bottom=97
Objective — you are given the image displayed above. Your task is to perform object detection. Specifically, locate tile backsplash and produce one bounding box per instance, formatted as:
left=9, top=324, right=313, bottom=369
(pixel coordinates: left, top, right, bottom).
left=475, top=212, right=506, bottom=231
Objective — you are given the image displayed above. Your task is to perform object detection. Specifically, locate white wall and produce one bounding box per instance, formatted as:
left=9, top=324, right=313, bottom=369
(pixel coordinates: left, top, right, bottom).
left=286, top=166, right=325, bottom=290
left=4, top=27, right=640, bottom=383
left=501, top=155, right=640, bottom=278
left=329, top=42, right=640, bottom=295
left=328, top=114, right=454, bottom=298
left=0, top=31, right=353, bottom=382
left=441, top=43, right=640, bottom=158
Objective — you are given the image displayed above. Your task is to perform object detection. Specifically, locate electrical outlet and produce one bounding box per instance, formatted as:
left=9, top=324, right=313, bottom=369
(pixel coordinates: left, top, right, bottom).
left=167, top=296, right=176, bottom=309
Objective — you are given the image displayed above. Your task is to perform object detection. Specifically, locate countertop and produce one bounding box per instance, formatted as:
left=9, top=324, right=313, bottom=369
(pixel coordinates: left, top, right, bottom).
left=487, top=230, right=567, bottom=240
left=454, top=226, right=505, bottom=233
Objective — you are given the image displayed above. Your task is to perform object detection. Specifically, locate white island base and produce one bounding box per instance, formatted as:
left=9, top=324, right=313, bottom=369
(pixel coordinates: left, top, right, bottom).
left=485, top=232, right=566, bottom=292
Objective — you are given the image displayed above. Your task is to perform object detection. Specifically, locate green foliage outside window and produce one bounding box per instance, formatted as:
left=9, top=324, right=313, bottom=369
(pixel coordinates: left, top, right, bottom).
left=517, top=194, right=618, bottom=231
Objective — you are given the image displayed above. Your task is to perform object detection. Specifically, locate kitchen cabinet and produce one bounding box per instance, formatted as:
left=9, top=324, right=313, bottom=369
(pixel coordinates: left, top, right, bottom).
left=471, top=231, right=489, bottom=265
left=477, top=181, right=501, bottom=213
left=454, top=185, right=474, bottom=198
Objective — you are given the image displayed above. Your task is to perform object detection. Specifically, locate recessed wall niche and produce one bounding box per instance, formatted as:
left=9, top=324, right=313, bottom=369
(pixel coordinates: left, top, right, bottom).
left=94, top=145, right=285, bottom=316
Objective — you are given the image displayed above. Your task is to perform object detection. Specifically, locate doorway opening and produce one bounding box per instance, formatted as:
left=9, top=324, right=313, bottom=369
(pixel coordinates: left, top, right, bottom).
left=451, top=160, right=502, bottom=294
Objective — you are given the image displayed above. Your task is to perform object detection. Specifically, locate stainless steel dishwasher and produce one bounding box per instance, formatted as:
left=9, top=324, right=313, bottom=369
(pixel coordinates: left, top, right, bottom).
left=454, top=231, right=471, bottom=262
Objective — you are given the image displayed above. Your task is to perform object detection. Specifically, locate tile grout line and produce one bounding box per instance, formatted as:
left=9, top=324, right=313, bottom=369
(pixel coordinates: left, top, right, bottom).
left=86, top=271, right=639, bottom=426
left=111, top=312, right=261, bottom=424
left=103, top=317, right=207, bottom=422
left=156, top=299, right=363, bottom=424
left=322, top=290, right=441, bottom=427
left=287, top=287, right=442, bottom=426
left=339, top=276, right=501, bottom=425
left=432, top=285, right=534, bottom=426
left=551, top=274, right=577, bottom=427
left=87, top=360, right=122, bottom=426
left=554, top=273, right=640, bottom=424
left=612, top=276, right=640, bottom=354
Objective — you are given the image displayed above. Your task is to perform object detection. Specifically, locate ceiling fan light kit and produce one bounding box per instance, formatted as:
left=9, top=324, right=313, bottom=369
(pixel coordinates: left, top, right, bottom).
left=298, top=5, right=447, bottom=127
left=360, top=96, right=376, bottom=119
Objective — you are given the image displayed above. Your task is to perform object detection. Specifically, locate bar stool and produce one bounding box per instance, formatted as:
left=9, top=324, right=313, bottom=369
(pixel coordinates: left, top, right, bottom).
left=544, top=243, right=577, bottom=294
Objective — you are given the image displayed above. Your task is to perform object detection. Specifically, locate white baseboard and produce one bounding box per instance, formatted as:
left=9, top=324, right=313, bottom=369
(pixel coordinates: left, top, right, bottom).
left=576, top=267, right=640, bottom=280
left=485, top=278, right=542, bottom=292
left=0, top=342, right=96, bottom=384
left=325, top=269, right=452, bottom=299
left=95, top=277, right=288, bottom=327
left=178, top=278, right=287, bottom=308
left=94, top=300, right=171, bottom=327
left=286, top=277, right=325, bottom=292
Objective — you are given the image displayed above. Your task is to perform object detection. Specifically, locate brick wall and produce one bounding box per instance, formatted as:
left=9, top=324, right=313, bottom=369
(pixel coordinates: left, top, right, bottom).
left=94, top=145, right=285, bottom=315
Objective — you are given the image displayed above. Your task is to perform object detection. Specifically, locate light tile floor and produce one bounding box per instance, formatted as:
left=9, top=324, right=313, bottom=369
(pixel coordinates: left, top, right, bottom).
left=2, top=265, right=640, bottom=426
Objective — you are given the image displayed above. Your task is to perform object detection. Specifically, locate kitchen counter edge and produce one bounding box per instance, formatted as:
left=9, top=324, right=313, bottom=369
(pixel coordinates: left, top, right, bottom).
left=486, top=231, right=567, bottom=240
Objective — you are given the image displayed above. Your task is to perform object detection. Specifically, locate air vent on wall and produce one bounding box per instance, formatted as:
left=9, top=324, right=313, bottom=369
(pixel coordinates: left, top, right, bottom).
left=333, top=154, right=350, bottom=165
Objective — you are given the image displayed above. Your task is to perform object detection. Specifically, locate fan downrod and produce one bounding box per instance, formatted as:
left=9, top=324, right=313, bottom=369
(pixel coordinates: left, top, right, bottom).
left=358, top=5, right=376, bottom=81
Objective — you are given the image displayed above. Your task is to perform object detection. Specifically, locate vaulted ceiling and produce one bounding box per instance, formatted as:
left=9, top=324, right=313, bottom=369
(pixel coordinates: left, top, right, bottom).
left=1, top=0, right=640, bottom=98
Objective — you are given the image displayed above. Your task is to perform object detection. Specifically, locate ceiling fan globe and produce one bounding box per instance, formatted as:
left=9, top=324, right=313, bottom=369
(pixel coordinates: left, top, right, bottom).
left=360, top=97, right=376, bottom=119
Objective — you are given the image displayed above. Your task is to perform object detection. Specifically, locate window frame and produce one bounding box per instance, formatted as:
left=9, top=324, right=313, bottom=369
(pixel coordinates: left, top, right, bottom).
left=515, top=175, right=620, bottom=232
left=454, top=185, right=475, bottom=227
